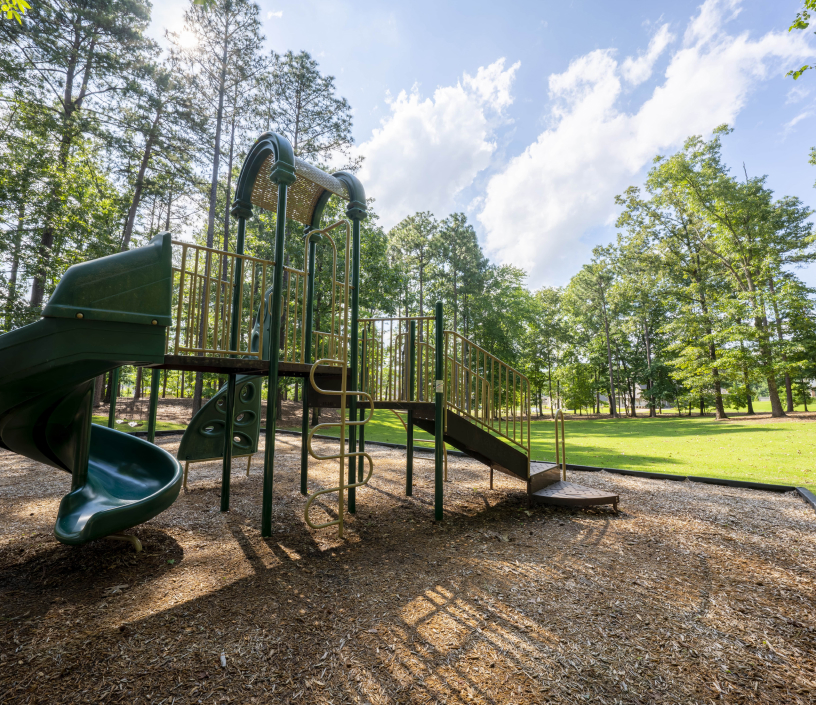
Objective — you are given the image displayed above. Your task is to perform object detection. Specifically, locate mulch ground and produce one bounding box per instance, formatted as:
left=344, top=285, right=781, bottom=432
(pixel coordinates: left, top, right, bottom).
left=1, top=435, right=815, bottom=704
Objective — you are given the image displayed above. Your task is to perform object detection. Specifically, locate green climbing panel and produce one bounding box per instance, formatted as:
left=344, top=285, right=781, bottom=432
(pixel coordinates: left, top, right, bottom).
left=177, top=375, right=262, bottom=462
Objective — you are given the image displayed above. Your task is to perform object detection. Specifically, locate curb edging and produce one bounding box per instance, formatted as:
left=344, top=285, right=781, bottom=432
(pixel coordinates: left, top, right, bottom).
left=797, top=487, right=816, bottom=513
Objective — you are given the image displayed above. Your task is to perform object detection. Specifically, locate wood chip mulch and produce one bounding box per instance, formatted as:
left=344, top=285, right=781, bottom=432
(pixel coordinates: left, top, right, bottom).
left=1, top=435, right=815, bottom=704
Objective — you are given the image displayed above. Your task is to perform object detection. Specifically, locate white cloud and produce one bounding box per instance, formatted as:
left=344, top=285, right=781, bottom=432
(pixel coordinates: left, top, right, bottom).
left=477, top=0, right=816, bottom=287
left=785, top=111, right=812, bottom=130
left=621, top=24, right=673, bottom=85
left=267, top=10, right=283, bottom=19
left=356, top=59, right=520, bottom=229
left=786, top=84, right=810, bottom=103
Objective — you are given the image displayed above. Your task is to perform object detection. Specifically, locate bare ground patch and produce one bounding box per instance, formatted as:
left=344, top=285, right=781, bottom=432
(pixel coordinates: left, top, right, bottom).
left=1, top=435, right=815, bottom=704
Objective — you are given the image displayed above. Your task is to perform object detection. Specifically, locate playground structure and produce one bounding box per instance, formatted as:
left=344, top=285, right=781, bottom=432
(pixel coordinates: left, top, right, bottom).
left=0, top=131, right=618, bottom=548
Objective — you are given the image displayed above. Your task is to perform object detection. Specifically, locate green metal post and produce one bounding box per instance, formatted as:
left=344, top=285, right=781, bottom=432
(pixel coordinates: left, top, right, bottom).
left=222, top=212, right=248, bottom=510
left=73, top=379, right=94, bottom=492
left=147, top=368, right=160, bottom=443
left=300, top=233, right=317, bottom=496
left=261, top=177, right=293, bottom=537
left=348, top=216, right=361, bottom=510
left=434, top=302, right=444, bottom=521
left=107, top=367, right=120, bottom=429
left=221, top=373, right=236, bottom=512
left=407, top=320, right=416, bottom=496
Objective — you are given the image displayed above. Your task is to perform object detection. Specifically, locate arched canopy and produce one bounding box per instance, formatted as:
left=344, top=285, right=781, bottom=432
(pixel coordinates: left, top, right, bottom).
left=231, top=132, right=366, bottom=228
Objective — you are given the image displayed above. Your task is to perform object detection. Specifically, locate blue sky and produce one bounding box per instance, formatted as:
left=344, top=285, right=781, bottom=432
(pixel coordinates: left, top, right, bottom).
left=150, top=0, right=816, bottom=288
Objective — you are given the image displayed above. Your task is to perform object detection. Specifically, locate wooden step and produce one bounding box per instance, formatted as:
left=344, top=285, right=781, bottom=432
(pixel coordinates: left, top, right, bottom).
left=529, top=461, right=560, bottom=493
left=531, top=480, right=619, bottom=511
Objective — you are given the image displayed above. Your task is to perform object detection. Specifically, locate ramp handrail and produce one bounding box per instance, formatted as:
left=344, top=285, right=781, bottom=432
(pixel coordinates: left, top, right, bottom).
left=554, top=407, right=566, bottom=481
left=443, top=331, right=531, bottom=460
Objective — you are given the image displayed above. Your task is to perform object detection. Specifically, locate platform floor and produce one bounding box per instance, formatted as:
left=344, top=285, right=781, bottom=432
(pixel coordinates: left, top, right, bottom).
left=531, top=480, right=619, bottom=511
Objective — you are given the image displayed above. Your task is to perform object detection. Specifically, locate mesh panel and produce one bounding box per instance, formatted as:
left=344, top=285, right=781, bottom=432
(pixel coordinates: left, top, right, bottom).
left=249, top=154, right=348, bottom=225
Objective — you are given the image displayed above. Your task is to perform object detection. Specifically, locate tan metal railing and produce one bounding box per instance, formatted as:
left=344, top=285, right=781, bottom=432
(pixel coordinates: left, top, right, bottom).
left=280, top=265, right=306, bottom=363
left=168, top=241, right=274, bottom=358
left=359, top=316, right=435, bottom=403
left=443, top=331, right=531, bottom=459
left=554, top=407, right=566, bottom=481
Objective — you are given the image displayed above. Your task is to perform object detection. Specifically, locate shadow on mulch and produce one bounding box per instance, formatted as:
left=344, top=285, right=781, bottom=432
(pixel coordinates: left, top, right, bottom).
left=0, top=527, right=182, bottom=620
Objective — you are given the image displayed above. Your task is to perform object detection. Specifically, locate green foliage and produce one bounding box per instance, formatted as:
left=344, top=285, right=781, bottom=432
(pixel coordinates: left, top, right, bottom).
left=787, top=0, right=816, bottom=79
left=1, top=0, right=814, bottom=435
left=2, top=0, right=30, bottom=24
left=257, top=50, right=356, bottom=165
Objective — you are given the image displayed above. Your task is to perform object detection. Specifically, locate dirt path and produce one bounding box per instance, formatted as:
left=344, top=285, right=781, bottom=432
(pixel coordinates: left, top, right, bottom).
left=1, top=436, right=815, bottom=704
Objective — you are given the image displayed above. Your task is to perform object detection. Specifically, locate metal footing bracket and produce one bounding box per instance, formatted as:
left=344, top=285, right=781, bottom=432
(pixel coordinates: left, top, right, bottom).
left=106, top=533, right=143, bottom=552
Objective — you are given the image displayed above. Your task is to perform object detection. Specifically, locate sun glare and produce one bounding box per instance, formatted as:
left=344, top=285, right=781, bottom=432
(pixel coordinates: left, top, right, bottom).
left=176, top=30, right=199, bottom=49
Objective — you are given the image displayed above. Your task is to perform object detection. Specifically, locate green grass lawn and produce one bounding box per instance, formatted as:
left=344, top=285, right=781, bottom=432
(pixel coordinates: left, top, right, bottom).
left=91, top=416, right=188, bottom=433
left=529, top=416, right=816, bottom=491
left=282, top=410, right=438, bottom=445
left=289, top=410, right=816, bottom=491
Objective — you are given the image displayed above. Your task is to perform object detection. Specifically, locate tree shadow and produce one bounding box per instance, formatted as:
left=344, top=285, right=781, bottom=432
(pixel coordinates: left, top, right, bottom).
left=0, top=526, right=183, bottom=621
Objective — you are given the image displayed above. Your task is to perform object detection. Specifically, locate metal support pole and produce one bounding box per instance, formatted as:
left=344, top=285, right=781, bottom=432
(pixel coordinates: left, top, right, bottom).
left=229, top=216, right=247, bottom=354
left=107, top=367, right=120, bottom=429
left=300, top=234, right=317, bottom=496
left=221, top=373, right=236, bottom=512
left=434, top=302, right=444, bottom=521
left=72, top=378, right=95, bottom=492
left=261, top=180, right=291, bottom=537
left=147, top=368, right=160, bottom=443
left=359, top=328, right=367, bottom=479
left=407, top=320, right=415, bottom=496
left=348, top=216, right=361, bottom=509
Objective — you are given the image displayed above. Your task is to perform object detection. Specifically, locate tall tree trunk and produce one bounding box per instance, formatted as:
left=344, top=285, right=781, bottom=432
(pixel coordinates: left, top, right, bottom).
left=31, top=127, right=73, bottom=309
left=743, top=365, right=755, bottom=415
left=121, top=107, right=162, bottom=251
left=93, top=375, right=104, bottom=408
left=644, top=322, right=655, bottom=418
left=755, top=314, right=785, bottom=417
left=193, top=20, right=231, bottom=416
left=768, top=279, right=794, bottom=413
left=5, top=203, right=24, bottom=330
left=134, top=367, right=143, bottom=401
left=600, top=297, right=617, bottom=417
left=696, top=291, right=727, bottom=420
left=222, top=92, right=238, bottom=253
left=547, top=351, right=554, bottom=419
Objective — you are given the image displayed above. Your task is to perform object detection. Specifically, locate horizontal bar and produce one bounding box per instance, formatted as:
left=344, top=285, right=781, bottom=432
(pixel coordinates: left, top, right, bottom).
left=172, top=240, right=275, bottom=267
left=359, top=316, right=435, bottom=322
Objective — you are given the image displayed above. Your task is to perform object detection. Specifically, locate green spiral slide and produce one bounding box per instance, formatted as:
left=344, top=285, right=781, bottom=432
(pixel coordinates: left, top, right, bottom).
left=0, top=233, right=183, bottom=545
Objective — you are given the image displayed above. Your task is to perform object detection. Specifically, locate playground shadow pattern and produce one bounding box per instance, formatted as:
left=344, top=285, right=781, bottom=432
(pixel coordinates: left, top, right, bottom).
left=1, top=437, right=815, bottom=704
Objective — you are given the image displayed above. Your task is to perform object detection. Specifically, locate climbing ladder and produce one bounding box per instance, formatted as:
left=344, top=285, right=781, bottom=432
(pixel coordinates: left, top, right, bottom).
left=301, top=219, right=373, bottom=537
